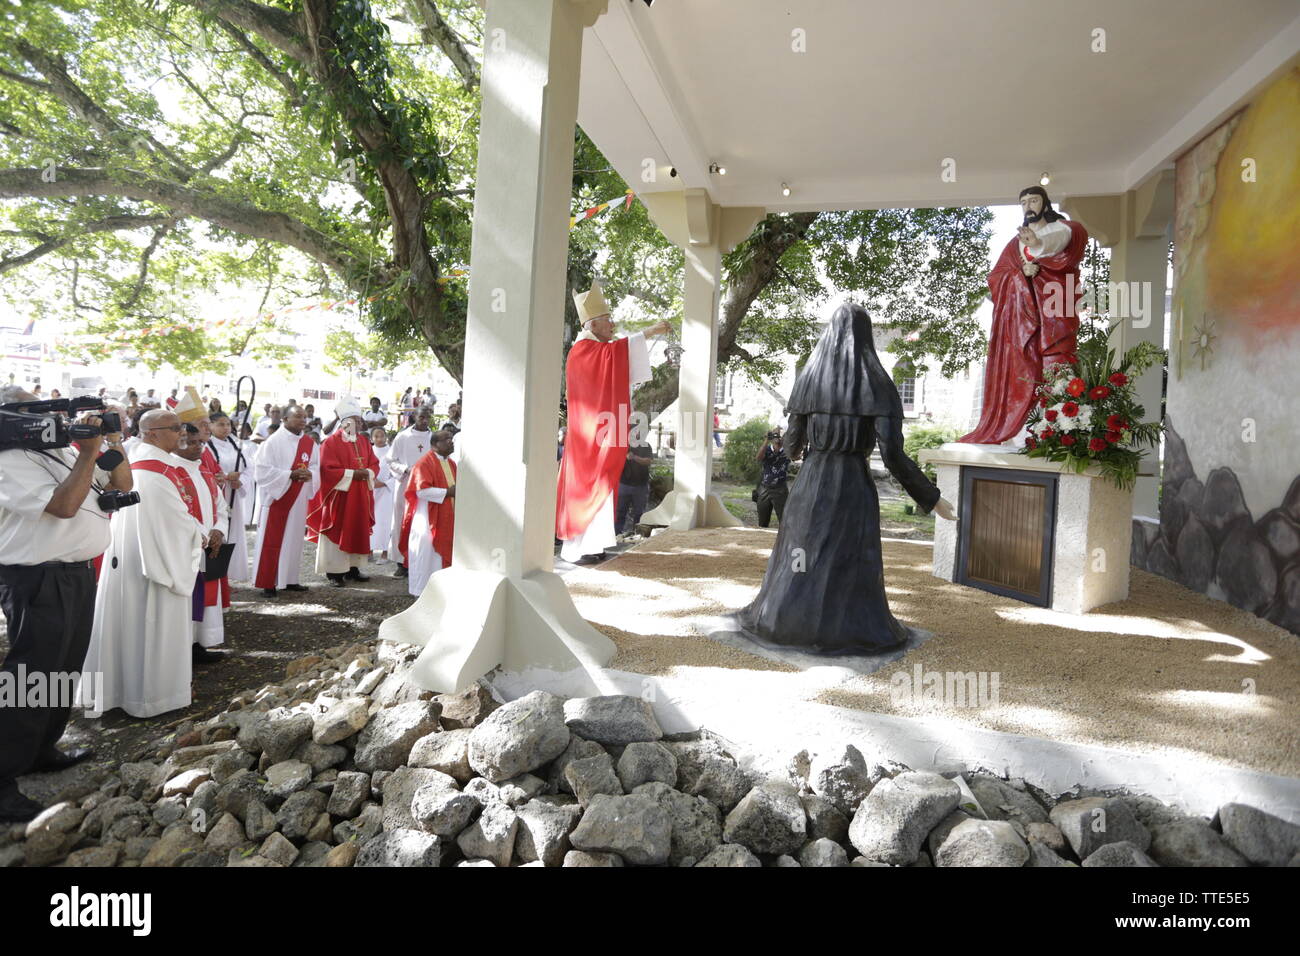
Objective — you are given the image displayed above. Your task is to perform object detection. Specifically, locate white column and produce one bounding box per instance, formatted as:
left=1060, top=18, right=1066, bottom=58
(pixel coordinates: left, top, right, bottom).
left=640, top=192, right=763, bottom=529
left=379, top=0, right=616, bottom=693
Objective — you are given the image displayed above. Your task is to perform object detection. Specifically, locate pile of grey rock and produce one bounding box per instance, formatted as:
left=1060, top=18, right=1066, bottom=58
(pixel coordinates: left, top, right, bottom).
left=4, top=639, right=1299, bottom=868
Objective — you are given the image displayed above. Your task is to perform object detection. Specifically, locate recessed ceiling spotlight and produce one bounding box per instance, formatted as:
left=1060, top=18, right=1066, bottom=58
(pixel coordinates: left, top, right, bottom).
left=1039, top=172, right=1051, bottom=186
left=781, top=182, right=790, bottom=197
left=668, top=166, right=678, bottom=178
left=709, top=162, right=726, bottom=176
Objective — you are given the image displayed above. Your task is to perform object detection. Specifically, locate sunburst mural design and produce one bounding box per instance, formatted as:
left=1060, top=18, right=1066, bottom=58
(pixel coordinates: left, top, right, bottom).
left=1190, top=315, right=1218, bottom=371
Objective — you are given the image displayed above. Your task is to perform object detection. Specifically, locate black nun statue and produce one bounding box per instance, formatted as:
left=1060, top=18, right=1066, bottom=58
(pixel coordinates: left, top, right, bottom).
left=737, top=302, right=955, bottom=654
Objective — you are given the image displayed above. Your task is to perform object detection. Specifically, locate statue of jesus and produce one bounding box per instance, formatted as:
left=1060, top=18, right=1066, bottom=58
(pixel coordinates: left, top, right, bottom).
left=960, top=186, right=1089, bottom=445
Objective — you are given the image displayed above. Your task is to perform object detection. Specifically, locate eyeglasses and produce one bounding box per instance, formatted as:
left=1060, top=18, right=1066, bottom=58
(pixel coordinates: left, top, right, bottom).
left=146, top=424, right=183, bottom=433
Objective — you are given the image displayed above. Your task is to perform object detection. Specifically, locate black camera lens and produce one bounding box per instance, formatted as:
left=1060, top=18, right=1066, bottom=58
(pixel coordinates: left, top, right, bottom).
left=100, top=412, right=121, bottom=433
left=97, top=490, right=141, bottom=513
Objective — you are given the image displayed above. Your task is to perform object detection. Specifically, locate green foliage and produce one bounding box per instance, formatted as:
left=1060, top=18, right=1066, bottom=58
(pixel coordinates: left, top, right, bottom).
left=722, top=418, right=772, bottom=484
left=902, top=422, right=961, bottom=482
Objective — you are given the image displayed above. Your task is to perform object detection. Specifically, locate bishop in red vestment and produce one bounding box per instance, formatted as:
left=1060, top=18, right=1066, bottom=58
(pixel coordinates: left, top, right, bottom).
left=556, top=279, right=671, bottom=562
left=306, top=398, right=379, bottom=587
left=399, top=430, right=457, bottom=596
left=961, top=186, right=1089, bottom=445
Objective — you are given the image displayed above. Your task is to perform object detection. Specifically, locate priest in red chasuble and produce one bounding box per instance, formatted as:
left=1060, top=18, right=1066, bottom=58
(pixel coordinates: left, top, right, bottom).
left=399, top=429, right=457, bottom=597
left=556, top=280, right=671, bottom=563
left=961, top=186, right=1089, bottom=445
left=306, top=398, right=379, bottom=587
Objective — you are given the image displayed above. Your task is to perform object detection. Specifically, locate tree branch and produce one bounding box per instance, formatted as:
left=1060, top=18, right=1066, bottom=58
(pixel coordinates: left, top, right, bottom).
left=403, top=0, right=478, bottom=88
left=0, top=167, right=359, bottom=277
left=0, top=212, right=174, bottom=275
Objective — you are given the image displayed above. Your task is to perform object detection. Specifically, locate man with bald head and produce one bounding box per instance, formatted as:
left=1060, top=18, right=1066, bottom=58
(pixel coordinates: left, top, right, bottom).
left=251, top=404, right=320, bottom=596
left=80, top=402, right=205, bottom=720
left=0, top=386, right=132, bottom=821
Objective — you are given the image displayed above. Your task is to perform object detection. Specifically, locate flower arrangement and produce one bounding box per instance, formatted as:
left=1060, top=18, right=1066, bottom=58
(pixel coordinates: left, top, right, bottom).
left=1021, top=326, right=1164, bottom=490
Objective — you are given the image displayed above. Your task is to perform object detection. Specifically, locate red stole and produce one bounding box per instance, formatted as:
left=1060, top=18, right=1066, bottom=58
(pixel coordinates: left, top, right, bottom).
left=132, top=458, right=203, bottom=524
left=254, top=433, right=316, bottom=589
left=961, top=219, right=1088, bottom=445
left=556, top=337, right=630, bottom=540
left=400, top=452, right=456, bottom=567
left=306, top=431, right=379, bottom=555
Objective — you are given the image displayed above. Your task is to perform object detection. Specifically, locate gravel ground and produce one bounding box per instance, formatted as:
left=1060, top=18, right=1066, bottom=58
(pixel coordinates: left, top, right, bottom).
left=2, top=531, right=413, bottom=800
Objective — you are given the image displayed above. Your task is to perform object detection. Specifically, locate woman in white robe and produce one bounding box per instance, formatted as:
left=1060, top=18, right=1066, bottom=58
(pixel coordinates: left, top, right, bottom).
left=369, top=426, right=394, bottom=556
left=208, top=413, right=251, bottom=581
left=239, top=421, right=260, bottom=532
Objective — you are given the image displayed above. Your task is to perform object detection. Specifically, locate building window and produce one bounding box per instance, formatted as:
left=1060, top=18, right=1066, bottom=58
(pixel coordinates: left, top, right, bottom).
left=713, top=374, right=729, bottom=407
left=898, top=377, right=916, bottom=411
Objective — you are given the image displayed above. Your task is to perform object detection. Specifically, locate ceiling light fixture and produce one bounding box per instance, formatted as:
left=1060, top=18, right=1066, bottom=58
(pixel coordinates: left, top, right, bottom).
left=781, top=182, right=790, bottom=197
left=1039, top=172, right=1051, bottom=186
left=709, top=162, right=726, bottom=176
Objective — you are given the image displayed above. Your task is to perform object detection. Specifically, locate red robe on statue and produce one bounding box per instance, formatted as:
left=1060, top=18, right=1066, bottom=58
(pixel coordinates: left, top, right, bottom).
left=961, top=218, right=1089, bottom=445
left=399, top=451, right=456, bottom=568
left=306, top=430, right=379, bottom=555
left=556, top=337, right=631, bottom=541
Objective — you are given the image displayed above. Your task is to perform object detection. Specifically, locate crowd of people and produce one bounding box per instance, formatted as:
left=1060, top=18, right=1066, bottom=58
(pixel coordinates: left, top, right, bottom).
left=0, top=380, right=464, bottom=823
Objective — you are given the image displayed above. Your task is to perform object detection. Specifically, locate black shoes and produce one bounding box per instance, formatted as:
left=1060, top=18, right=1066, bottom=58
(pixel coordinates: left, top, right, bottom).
left=0, top=783, right=43, bottom=823
left=31, top=747, right=95, bottom=773
left=327, top=573, right=346, bottom=587
left=284, top=584, right=308, bottom=592
left=192, top=645, right=224, bottom=665
left=345, top=567, right=370, bottom=582
left=261, top=587, right=277, bottom=597
left=393, top=566, right=408, bottom=578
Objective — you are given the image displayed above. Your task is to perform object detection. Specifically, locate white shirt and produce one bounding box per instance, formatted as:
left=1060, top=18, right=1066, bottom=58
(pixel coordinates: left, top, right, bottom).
left=1022, top=219, right=1072, bottom=259
left=362, top=409, right=389, bottom=428
left=0, top=447, right=114, bottom=564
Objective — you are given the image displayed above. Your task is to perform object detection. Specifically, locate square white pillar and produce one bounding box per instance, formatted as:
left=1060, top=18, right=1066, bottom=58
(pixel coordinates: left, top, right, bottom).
left=379, top=0, right=615, bottom=692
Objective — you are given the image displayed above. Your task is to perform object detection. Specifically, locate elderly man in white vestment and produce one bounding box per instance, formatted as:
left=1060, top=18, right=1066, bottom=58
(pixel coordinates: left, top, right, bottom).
left=79, top=409, right=204, bottom=718
left=172, top=395, right=228, bottom=660
left=251, top=405, right=320, bottom=597
left=385, top=405, right=432, bottom=578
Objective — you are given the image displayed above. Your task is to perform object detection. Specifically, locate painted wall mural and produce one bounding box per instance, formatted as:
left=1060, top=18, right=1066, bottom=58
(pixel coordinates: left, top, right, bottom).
left=1133, top=65, right=1300, bottom=635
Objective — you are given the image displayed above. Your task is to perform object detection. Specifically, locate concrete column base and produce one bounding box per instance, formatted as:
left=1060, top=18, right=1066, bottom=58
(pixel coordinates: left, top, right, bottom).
left=641, top=489, right=742, bottom=530
left=378, top=567, right=616, bottom=693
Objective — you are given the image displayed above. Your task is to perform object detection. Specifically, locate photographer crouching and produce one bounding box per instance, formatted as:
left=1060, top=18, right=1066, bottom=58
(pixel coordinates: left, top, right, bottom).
left=0, top=386, right=135, bottom=823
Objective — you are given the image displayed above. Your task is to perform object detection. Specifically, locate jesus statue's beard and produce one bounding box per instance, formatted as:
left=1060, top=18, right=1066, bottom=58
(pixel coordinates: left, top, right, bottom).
left=1023, top=210, right=1044, bottom=226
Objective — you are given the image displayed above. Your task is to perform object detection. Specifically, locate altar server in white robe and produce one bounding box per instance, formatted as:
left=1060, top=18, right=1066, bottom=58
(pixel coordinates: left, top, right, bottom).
left=208, top=412, right=251, bottom=580
left=251, top=405, right=320, bottom=596
left=385, top=406, right=433, bottom=577
left=172, top=399, right=228, bottom=654
left=369, top=425, right=394, bottom=555
left=80, top=409, right=204, bottom=718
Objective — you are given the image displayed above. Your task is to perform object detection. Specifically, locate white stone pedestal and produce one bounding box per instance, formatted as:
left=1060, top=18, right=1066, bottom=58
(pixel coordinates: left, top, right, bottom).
left=920, top=443, right=1133, bottom=615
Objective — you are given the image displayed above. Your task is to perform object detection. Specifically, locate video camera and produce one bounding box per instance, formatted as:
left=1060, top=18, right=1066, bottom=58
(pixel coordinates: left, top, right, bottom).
left=0, top=397, right=121, bottom=452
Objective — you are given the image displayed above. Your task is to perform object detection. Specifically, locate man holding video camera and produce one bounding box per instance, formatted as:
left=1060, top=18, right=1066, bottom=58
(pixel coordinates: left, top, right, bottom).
left=0, top=386, right=133, bottom=823
left=753, top=428, right=791, bottom=528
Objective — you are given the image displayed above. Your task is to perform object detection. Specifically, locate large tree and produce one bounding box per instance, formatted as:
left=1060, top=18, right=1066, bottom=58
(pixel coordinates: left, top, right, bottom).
left=0, top=0, right=477, bottom=376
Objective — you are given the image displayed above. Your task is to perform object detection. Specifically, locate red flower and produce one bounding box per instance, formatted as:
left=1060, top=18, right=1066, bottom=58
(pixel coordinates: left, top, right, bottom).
left=1066, top=377, right=1087, bottom=397
left=1045, top=409, right=1058, bottom=422
left=1105, top=430, right=1122, bottom=443
left=1041, top=427, right=1055, bottom=439
left=1106, top=414, right=1127, bottom=430
left=1060, top=434, right=1075, bottom=446
left=1039, top=396, right=1050, bottom=408
left=1061, top=401, right=1079, bottom=417
left=1109, top=372, right=1128, bottom=386
left=1025, top=436, right=1038, bottom=450
left=1088, top=437, right=1107, bottom=452
left=1088, top=385, right=1111, bottom=400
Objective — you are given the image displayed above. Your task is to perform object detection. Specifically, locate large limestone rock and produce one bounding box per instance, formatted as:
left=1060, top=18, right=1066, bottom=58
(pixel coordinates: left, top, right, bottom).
left=514, top=798, right=583, bottom=868
left=695, top=844, right=762, bottom=867
left=616, top=741, right=678, bottom=791
left=1050, top=797, right=1151, bottom=859
left=456, top=803, right=518, bottom=867
left=1081, top=841, right=1159, bottom=867
left=563, top=696, right=663, bottom=746
left=569, top=792, right=672, bottom=866
left=722, top=780, right=807, bottom=857
left=798, top=838, right=849, bottom=867
left=934, top=818, right=1030, bottom=867
left=968, top=775, right=1049, bottom=826
left=849, top=771, right=961, bottom=866
left=356, top=829, right=441, bottom=867
left=411, top=787, right=480, bottom=840
left=564, top=753, right=624, bottom=808
left=468, top=691, right=571, bottom=783
left=1217, top=803, right=1300, bottom=865
left=434, top=681, right=500, bottom=730
left=635, top=782, right=723, bottom=866
left=312, top=697, right=370, bottom=745
left=808, top=745, right=875, bottom=815
left=1149, top=819, right=1247, bottom=867
left=381, top=766, right=458, bottom=831
left=408, top=728, right=474, bottom=783
left=353, top=700, right=441, bottom=773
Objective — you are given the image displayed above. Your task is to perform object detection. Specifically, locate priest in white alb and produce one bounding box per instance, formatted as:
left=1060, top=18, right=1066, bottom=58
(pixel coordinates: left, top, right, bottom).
left=385, top=405, right=433, bottom=577
left=172, top=389, right=228, bottom=660
left=79, top=408, right=205, bottom=718
left=251, top=405, right=320, bottom=597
